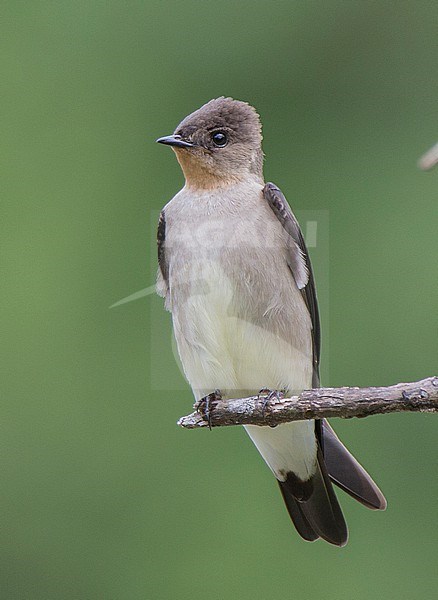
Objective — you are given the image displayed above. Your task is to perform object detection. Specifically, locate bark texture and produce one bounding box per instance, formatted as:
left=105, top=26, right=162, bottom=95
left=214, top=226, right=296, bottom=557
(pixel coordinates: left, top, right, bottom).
left=177, top=377, right=438, bottom=429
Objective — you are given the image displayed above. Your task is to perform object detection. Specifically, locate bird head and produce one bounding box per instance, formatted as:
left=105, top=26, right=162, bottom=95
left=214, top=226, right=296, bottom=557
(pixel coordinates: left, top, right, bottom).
left=157, top=97, right=264, bottom=189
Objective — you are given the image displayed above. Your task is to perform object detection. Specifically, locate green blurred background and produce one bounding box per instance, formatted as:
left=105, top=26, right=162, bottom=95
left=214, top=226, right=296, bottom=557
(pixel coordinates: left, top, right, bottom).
left=2, top=1, right=437, bottom=598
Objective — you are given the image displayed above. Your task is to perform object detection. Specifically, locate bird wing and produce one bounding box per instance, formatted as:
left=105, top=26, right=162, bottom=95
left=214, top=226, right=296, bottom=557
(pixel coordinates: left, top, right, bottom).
left=263, top=182, right=320, bottom=387
left=263, top=183, right=386, bottom=515
left=263, top=182, right=349, bottom=545
left=156, top=210, right=169, bottom=297
left=317, top=419, right=387, bottom=510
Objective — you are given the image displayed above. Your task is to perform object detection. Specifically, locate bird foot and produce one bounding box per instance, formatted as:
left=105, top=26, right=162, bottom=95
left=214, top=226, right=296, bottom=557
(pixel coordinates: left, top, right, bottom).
left=195, top=389, right=222, bottom=430
left=258, top=389, right=284, bottom=422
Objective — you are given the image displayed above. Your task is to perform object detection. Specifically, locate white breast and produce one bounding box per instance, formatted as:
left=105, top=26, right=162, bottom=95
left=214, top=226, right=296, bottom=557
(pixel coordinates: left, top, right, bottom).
left=163, top=180, right=312, bottom=397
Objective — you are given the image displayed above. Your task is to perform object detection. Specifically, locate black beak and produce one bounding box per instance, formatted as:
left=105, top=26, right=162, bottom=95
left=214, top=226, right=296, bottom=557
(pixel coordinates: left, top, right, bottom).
left=156, top=135, right=194, bottom=149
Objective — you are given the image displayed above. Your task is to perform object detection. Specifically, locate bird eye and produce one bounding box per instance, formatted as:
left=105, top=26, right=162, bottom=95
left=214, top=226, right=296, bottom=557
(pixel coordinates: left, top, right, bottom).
left=211, top=131, right=228, bottom=147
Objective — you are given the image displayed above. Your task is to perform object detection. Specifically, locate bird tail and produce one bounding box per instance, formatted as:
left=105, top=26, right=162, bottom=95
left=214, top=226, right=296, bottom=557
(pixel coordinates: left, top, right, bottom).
left=278, top=446, right=348, bottom=546
left=279, top=420, right=386, bottom=546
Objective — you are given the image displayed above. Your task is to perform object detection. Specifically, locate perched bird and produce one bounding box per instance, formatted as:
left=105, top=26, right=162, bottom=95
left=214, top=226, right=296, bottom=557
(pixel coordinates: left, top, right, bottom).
left=156, top=97, right=386, bottom=546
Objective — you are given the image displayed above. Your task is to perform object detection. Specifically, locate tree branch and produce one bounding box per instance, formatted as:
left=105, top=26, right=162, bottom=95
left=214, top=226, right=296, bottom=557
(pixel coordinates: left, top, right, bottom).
left=177, top=376, right=438, bottom=429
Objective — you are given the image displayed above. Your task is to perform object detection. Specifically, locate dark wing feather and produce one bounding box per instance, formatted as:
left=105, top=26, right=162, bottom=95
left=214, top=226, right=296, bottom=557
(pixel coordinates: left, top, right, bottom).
left=157, top=210, right=168, bottom=282
left=263, top=182, right=320, bottom=387
left=318, top=420, right=387, bottom=510
left=263, top=183, right=386, bottom=533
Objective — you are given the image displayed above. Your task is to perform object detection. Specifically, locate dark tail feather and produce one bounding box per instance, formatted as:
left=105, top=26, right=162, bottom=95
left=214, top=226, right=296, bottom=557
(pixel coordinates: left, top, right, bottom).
left=279, top=448, right=348, bottom=547
left=278, top=483, right=319, bottom=542
left=318, top=420, right=387, bottom=510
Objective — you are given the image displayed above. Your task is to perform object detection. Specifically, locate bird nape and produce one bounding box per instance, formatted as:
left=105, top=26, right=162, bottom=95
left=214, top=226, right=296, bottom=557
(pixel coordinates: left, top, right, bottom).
left=155, top=97, right=386, bottom=546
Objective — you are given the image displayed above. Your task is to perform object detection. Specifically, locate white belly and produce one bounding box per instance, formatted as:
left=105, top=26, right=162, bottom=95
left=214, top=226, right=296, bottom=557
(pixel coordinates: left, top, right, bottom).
left=171, top=256, right=311, bottom=398
left=170, top=256, right=317, bottom=482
